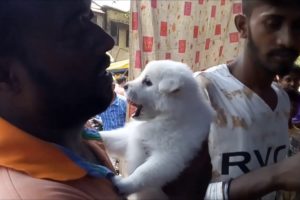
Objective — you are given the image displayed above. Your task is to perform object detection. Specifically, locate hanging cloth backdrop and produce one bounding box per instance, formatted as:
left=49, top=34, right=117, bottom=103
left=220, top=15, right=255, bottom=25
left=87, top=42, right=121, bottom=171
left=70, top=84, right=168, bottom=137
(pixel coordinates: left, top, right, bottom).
left=129, top=0, right=243, bottom=79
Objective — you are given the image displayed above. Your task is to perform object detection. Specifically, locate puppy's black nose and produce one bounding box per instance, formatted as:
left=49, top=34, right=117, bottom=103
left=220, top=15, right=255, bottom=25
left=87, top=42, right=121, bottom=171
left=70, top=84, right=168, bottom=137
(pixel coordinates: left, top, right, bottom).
left=123, top=84, right=128, bottom=90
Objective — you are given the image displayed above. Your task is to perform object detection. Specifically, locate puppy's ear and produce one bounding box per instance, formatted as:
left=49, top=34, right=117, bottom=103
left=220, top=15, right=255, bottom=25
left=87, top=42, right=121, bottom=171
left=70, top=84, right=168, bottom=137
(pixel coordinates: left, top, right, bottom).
left=158, top=77, right=182, bottom=94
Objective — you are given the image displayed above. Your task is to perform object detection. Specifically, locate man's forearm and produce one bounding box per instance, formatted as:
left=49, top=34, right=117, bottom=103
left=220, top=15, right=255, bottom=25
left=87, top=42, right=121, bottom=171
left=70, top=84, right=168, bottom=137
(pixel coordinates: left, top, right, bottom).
left=205, top=164, right=278, bottom=200
left=229, top=164, right=279, bottom=200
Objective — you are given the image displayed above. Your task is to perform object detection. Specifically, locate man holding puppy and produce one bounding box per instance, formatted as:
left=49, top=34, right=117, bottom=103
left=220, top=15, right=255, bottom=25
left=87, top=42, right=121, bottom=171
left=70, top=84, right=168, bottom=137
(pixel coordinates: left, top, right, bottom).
left=195, top=0, right=300, bottom=199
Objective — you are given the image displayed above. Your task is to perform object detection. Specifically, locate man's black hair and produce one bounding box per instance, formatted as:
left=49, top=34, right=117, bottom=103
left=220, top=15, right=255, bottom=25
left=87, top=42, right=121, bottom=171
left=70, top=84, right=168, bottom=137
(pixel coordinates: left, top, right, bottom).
left=242, top=0, right=300, bottom=16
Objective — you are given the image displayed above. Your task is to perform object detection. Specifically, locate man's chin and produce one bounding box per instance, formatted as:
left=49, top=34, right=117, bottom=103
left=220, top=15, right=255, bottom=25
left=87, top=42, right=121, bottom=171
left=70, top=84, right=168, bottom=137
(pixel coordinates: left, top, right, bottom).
left=273, top=63, right=293, bottom=76
left=261, top=59, right=291, bottom=75
left=58, top=93, right=113, bottom=128
left=89, top=93, right=113, bottom=116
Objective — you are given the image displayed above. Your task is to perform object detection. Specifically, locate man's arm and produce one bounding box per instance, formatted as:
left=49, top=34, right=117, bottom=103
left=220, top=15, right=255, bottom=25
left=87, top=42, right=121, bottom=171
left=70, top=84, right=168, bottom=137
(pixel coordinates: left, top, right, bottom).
left=229, top=162, right=277, bottom=200
left=205, top=153, right=300, bottom=200
left=229, top=153, right=300, bottom=200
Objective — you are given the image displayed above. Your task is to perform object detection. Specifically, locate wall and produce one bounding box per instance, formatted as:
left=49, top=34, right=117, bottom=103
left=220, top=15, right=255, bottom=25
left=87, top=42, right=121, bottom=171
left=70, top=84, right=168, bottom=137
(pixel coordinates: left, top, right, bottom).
left=105, top=8, right=130, bottom=60
left=118, top=26, right=128, bottom=48
left=107, top=9, right=129, bottom=25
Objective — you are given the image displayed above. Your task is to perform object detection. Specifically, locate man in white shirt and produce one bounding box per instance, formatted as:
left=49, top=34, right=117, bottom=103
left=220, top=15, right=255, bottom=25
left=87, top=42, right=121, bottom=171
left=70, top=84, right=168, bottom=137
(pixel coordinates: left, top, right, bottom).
left=195, top=0, right=300, bottom=199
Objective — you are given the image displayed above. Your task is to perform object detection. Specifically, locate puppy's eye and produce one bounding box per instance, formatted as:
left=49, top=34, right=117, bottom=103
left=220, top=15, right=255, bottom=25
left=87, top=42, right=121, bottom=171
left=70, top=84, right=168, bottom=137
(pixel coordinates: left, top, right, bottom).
left=142, top=78, right=152, bottom=86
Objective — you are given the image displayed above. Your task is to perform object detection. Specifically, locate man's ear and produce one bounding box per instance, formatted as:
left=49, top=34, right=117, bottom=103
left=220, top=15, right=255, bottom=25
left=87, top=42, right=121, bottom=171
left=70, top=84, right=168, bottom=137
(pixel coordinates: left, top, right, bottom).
left=234, top=14, right=248, bottom=39
left=158, top=77, right=182, bottom=94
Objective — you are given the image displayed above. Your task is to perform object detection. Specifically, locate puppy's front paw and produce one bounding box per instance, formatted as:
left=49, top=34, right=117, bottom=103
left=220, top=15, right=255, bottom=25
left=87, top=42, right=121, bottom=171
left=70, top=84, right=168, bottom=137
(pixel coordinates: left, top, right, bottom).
left=112, top=176, right=139, bottom=196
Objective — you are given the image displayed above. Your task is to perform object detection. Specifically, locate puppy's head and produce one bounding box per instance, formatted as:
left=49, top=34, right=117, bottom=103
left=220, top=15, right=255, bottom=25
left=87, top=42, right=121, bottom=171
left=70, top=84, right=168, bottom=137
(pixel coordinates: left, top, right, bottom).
left=125, top=60, right=198, bottom=120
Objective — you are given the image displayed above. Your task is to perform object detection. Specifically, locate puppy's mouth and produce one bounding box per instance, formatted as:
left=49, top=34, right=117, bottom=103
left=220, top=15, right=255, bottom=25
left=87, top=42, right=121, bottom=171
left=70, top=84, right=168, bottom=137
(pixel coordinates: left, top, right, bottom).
left=128, top=100, right=143, bottom=118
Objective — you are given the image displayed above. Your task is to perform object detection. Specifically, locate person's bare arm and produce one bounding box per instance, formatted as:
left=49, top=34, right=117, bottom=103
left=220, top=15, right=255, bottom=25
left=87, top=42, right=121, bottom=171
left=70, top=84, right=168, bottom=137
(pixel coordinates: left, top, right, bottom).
left=230, top=153, right=300, bottom=200
left=229, top=163, right=277, bottom=200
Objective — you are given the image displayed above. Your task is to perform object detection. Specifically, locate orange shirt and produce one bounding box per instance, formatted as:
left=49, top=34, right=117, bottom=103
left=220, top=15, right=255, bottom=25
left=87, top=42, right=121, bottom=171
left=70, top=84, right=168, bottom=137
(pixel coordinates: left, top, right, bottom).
left=0, top=118, right=120, bottom=199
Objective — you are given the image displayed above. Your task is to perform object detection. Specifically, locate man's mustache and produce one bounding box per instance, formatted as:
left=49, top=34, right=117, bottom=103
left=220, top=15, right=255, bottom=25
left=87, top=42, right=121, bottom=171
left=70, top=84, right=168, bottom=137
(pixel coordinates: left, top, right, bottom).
left=268, top=48, right=299, bottom=59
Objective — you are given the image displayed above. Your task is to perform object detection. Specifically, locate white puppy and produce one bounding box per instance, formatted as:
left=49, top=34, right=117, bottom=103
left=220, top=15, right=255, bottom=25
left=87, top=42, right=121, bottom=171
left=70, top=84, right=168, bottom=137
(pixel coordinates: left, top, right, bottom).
left=100, top=60, right=213, bottom=199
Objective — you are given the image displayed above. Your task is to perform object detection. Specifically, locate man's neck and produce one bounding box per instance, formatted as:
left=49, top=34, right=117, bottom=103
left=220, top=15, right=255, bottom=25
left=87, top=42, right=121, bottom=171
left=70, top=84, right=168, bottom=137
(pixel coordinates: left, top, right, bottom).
left=228, top=51, right=275, bottom=92
left=34, top=125, right=99, bottom=162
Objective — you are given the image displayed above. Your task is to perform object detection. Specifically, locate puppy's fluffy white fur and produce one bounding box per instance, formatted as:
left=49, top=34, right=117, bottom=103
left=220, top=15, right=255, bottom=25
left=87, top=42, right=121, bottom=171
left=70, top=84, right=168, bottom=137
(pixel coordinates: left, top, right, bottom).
left=100, top=60, right=213, bottom=199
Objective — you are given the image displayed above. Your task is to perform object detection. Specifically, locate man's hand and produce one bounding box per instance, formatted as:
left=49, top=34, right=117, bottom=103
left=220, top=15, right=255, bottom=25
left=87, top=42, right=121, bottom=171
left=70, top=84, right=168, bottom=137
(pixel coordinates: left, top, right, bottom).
left=274, top=153, right=300, bottom=191
left=229, top=153, right=300, bottom=200
left=162, top=140, right=212, bottom=200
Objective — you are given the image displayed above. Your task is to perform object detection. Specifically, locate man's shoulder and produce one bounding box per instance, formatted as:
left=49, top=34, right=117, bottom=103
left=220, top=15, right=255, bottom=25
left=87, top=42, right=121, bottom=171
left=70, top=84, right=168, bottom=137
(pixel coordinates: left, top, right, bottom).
left=272, top=81, right=288, bottom=95
left=194, top=64, right=233, bottom=90
left=0, top=167, right=100, bottom=200
left=195, top=64, right=230, bottom=82
left=197, top=64, right=228, bottom=76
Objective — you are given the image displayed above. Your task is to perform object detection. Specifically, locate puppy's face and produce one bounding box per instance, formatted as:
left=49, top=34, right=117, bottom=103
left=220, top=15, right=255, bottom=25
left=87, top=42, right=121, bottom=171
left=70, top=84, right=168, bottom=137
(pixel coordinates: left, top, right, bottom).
left=125, top=60, right=195, bottom=120
left=125, top=66, right=161, bottom=120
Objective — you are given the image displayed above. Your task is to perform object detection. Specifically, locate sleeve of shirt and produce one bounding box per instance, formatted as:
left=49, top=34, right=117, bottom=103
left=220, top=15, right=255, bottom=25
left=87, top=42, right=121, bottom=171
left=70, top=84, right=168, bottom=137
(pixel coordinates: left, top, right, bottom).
left=194, top=72, right=212, bottom=105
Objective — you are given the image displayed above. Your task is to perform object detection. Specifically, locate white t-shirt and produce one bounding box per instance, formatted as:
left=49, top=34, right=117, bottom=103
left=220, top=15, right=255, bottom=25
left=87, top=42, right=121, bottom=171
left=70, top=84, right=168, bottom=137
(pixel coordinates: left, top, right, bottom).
left=195, top=64, right=290, bottom=200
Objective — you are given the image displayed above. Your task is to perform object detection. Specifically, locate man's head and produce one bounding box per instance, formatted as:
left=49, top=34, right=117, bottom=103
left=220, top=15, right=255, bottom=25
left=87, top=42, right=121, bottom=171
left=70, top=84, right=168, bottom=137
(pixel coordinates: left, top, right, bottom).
left=236, top=0, right=300, bottom=75
left=0, top=0, right=114, bottom=134
left=278, top=66, right=300, bottom=91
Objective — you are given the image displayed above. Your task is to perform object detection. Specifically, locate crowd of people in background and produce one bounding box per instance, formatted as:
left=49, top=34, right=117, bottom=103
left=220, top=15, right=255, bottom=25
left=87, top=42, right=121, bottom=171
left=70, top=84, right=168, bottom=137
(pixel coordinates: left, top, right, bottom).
left=276, top=66, right=300, bottom=200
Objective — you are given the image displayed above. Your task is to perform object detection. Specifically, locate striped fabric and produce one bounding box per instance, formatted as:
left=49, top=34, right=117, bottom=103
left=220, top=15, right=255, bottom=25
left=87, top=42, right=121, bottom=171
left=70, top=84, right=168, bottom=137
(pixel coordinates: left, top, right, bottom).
left=98, top=94, right=127, bottom=131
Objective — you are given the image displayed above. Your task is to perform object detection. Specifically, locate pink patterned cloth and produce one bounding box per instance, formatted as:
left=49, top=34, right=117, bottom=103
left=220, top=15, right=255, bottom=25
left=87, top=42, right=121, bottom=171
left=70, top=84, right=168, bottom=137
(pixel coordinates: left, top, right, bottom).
left=129, top=0, right=243, bottom=78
